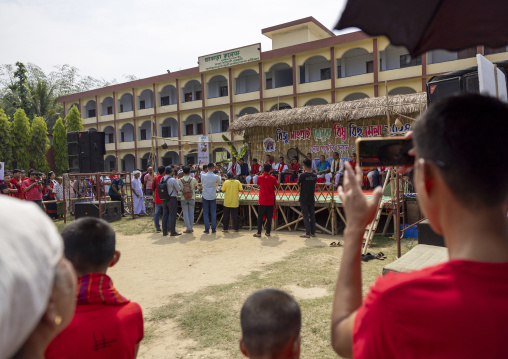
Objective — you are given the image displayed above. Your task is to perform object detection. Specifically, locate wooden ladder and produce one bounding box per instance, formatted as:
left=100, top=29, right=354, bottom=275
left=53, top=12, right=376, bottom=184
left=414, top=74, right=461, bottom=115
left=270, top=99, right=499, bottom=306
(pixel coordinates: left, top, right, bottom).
left=362, top=171, right=391, bottom=255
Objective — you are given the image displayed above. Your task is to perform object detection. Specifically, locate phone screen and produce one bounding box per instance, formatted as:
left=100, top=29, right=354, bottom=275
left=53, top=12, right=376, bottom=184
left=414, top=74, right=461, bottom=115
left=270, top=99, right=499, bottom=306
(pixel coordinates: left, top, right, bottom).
left=357, top=138, right=413, bottom=168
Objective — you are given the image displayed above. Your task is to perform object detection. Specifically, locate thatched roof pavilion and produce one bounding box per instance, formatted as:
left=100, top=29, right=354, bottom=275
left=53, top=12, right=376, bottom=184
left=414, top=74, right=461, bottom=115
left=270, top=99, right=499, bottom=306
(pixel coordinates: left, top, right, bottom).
left=229, top=92, right=427, bottom=134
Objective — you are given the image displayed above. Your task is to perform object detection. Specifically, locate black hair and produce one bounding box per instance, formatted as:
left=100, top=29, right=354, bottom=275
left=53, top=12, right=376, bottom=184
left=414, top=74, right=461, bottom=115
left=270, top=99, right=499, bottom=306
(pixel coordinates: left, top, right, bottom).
left=413, top=94, right=508, bottom=207
left=158, top=165, right=165, bottom=175
left=303, top=158, right=312, bottom=168
left=208, top=163, right=215, bottom=169
left=306, top=153, right=311, bottom=156
left=12, top=169, right=20, bottom=174
left=227, top=172, right=234, bottom=179
left=241, top=289, right=301, bottom=357
left=263, top=163, right=272, bottom=172
left=183, top=166, right=190, bottom=174
left=252, top=158, right=258, bottom=162
left=333, top=152, right=339, bottom=157
left=62, top=218, right=116, bottom=274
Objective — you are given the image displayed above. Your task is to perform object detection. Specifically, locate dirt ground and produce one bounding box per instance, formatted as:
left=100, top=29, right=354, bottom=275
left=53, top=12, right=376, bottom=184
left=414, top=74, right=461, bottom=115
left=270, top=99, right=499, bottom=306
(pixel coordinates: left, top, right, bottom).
left=108, top=225, right=338, bottom=359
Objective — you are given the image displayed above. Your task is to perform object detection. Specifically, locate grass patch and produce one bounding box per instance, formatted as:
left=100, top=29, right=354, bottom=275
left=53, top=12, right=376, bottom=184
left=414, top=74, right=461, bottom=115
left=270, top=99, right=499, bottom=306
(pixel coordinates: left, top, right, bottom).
left=146, top=235, right=416, bottom=358
left=53, top=216, right=186, bottom=236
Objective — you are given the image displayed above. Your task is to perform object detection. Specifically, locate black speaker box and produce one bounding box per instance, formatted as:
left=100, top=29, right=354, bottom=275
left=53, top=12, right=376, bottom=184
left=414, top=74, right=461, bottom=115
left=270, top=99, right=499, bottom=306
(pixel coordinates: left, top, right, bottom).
left=417, top=220, right=445, bottom=247
left=74, top=201, right=121, bottom=222
left=67, top=131, right=106, bottom=173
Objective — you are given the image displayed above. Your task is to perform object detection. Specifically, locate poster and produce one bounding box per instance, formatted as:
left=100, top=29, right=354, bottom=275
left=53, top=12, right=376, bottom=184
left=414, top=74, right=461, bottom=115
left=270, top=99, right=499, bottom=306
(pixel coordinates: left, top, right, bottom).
left=216, top=151, right=229, bottom=162
left=0, top=162, right=3, bottom=180
left=263, top=138, right=275, bottom=152
left=197, top=136, right=209, bottom=164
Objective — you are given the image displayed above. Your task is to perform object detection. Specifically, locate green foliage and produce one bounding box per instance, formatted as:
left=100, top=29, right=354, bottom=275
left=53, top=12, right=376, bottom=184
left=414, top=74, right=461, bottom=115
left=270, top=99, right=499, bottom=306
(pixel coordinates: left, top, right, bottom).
left=65, top=105, right=83, bottom=132
left=221, top=135, right=247, bottom=160
left=0, top=109, right=12, bottom=168
left=29, top=79, right=59, bottom=132
left=30, top=116, right=50, bottom=172
left=13, top=62, right=33, bottom=118
left=11, top=109, right=31, bottom=170
left=53, top=117, right=68, bottom=175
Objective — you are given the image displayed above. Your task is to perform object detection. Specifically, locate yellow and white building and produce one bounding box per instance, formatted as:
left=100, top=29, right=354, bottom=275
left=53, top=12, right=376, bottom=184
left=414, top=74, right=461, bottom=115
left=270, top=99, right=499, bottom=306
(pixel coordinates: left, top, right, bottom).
left=58, top=17, right=508, bottom=172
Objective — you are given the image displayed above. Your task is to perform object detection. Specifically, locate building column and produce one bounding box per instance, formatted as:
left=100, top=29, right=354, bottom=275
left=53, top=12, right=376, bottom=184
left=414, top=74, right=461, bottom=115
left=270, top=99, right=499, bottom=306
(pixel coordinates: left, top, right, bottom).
left=373, top=38, right=379, bottom=97
left=330, top=47, right=336, bottom=103
left=258, top=62, right=264, bottom=112
left=292, top=55, right=297, bottom=108
left=113, top=91, right=118, bottom=171
left=421, top=53, right=428, bottom=92
left=132, top=88, right=138, bottom=171
left=228, top=67, right=234, bottom=141
left=95, top=95, right=99, bottom=127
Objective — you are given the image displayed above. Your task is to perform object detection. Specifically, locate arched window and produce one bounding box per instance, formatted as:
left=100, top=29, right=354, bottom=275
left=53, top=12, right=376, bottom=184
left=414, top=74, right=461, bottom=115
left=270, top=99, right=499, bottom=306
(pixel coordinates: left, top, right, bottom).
left=300, top=56, right=330, bottom=83
left=159, top=85, right=177, bottom=106
left=269, top=103, right=292, bottom=111
left=100, top=97, right=114, bottom=116
left=343, top=93, right=369, bottom=102
left=237, top=107, right=259, bottom=118
left=183, top=114, right=203, bottom=136
left=265, top=63, right=293, bottom=89
left=182, top=80, right=202, bottom=102
left=235, top=70, right=259, bottom=94
left=84, top=100, right=96, bottom=118
left=304, top=98, right=328, bottom=106
left=118, top=93, right=133, bottom=113
left=207, top=75, right=228, bottom=99
left=388, top=87, right=417, bottom=96
left=121, top=154, right=136, bottom=173
left=139, top=120, right=153, bottom=141
left=119, top=123, right=134, bottom=142
left=337, top=48, right=374, bottom=78
left=162, top=151, right=179, bottom=167
left=209, top=111, right=229, bottom=133
left=138, top=89, right=154, bottom=109
left=160, top=118, right=178, bottom=138
left=104, top=126, right=115, bottom=144
left=105, top=155, right=116, bottom=171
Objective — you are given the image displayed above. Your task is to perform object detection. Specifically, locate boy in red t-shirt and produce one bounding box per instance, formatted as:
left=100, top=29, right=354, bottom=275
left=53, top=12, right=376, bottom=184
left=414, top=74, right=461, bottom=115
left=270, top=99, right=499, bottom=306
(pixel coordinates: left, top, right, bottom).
left=46, top=218, right=143, bottom=359
left=152, top=165, right=166, bottom=233
left=254, top=163, right=278, bottom=238
left=331, top=94, right=508, bottom=359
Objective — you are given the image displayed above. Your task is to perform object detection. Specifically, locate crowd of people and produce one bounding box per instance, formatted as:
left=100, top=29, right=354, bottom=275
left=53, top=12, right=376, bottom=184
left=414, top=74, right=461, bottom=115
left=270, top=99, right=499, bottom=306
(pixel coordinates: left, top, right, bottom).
left=1, top=94, right=507, bottom=359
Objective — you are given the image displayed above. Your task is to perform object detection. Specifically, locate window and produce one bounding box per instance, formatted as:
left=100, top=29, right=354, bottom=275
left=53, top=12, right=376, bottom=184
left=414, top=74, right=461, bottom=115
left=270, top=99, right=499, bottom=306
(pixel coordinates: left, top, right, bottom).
left=186, top=124, right=194, bottom=136
left=458, top=47, right=476, bottom=59
left=197, top=123, right=203, bottom=134
left=162, top=126, right=171, bottom=138
left=141, top=158, right=148, bottom=170
left=120, top=104, right=124, bottom=113
left=195, top=91, right=202, bottom=100
left=140, top=129, right=147, bottom=140
left=109, top=160, right=115, bottom=171
left=400, top=54, right=422, bottom=68
left=161, top=96, right=170, bottom=106
left=88, top=109, right=96, bottom=118
left=107, top=133, right=114, bottom=143
left=366, top=61, right=374, bottom=73
left=107, top=106, right=113, bottom=115
left=184, top=93, right=192, bottom=102
left=221, top=119, right=229, bottom=132
left=266, top=78, right=273, bottom=89
left=320, top=68, right=331, bottom=80
left=121, top=160, right=125, bottom=172
left=139, top=100, right=146, bottom=110
left=219, top=86, right=228, bottom=97
left=337, top=66, right=342, bottom=78
left=121, top=132, right=125, bottom=142
left=163, top=157, right=173, bottom=166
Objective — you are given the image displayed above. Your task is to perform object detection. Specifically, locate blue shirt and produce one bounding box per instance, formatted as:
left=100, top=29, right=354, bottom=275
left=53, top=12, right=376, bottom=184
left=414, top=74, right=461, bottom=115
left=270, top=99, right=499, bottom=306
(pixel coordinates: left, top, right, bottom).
left=317, top=161, right=330, bottom=172
left=163, top=175, right=181, bottom=197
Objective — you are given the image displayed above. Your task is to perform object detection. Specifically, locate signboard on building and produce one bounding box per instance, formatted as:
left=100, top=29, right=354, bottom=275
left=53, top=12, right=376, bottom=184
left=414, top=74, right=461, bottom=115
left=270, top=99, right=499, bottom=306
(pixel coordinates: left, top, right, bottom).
left=198, top=44, right=261, bottom=72
left=197, top=136, right=209, bottom=164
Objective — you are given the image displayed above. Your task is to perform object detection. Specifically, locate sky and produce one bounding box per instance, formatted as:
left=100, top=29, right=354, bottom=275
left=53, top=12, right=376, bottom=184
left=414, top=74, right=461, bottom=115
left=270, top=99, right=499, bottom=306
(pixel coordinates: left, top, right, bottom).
left=0, top=0, right=350, bottom=83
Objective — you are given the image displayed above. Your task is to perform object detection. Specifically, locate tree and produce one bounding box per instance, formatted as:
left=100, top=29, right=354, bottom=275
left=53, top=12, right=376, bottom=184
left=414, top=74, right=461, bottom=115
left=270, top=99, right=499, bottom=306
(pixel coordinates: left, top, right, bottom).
left=53, top=117, right=68, bottom=174
left=30, top=116, right=50, bottom=172
left=12, top=109, right=31, bottom=170
left=13, top=62, right=33, bottom=118
left=0, top=109, right=12, bottom=168
left=28, top=79, right=60, bottom=132
left=65, top=105, right=83, bottom=132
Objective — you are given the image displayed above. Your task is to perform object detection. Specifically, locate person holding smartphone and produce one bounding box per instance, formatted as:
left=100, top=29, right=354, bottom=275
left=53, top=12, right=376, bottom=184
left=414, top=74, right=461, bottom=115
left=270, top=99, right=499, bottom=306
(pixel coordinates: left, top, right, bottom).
left=22, top=170, right=43, bottom=209
left=331, top=94, right=508, bottom=359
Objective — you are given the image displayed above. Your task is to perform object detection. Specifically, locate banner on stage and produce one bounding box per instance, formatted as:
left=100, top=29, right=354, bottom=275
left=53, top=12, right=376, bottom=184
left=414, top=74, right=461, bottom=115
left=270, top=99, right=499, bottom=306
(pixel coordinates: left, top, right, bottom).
left=197, top=136, right=209, bottom=164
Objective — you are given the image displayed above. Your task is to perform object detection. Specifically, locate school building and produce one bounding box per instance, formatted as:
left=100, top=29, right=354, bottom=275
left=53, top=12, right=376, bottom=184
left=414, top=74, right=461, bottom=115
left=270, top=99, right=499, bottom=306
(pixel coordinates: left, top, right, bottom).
left=58, top=17, right=508, bottom=173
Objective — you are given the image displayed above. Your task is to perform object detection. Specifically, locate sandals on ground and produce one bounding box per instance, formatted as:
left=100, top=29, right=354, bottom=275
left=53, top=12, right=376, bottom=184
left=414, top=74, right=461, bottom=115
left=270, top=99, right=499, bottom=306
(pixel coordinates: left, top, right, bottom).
left=330, top=242, right=337, bottom=247
left=300, top=234, right=310, bottom=238
left=253, top=233, right=261, bottom=238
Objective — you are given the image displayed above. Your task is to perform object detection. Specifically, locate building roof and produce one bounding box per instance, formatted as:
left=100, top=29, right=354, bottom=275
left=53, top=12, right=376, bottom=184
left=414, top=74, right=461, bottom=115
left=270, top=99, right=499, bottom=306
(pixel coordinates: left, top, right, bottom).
left=228, top=92, right=427, bottom=134
left=261, top=16, right=335, bottom=38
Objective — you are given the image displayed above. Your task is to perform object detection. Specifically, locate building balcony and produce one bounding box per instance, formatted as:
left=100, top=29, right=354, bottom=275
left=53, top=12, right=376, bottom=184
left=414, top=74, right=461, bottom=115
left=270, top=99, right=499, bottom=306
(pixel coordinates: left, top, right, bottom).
left=180, top=101, right=202, bottom=111
left=336, top=73, right=374, bottom=88
left=117, top=111, right=134, bottom=120
left=137, top=139, right=152, bottom=149
left=378, top=65, right=422, bottom=82
left=99, top=114, right=114, bottom=122
left=105, top=143, right=115, bottom=152
left=233, top=91, right=260, bottom=103
left=205, top=96, right=230, bottom=107
left=83, top=117, right=96, bottom=125
left=117, top=141, right=135, bottom=151
left=297, top=79, right=332, bottom=93
left=136, top=108, right=155, bottom=117
left=264, top=86, right=293, bottom=99
left=157, top=104, right=178, bottom=114
left=427, top=57, right=477, bottom=75
left=209, top=132, right=228, bottom=143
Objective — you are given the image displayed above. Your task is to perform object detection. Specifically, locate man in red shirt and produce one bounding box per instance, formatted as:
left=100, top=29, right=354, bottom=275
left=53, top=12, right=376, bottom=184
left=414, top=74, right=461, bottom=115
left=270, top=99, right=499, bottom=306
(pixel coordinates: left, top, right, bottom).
left=22, top=170, right=43, bottom=209
left=152, top=165, right=165, bottom=233
left=254, top=163, right=278, bottom=238
left=46, top=217, right=144, bottom=359
left=10, top=169, right=24, bottom=199
left=331, top=94, right=508, bottom=358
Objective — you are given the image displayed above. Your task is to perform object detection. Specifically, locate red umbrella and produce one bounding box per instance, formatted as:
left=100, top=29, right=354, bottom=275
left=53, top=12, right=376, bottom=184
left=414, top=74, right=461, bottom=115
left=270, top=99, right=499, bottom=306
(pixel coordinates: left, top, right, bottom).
left=335, top=0, right=508, bottom=57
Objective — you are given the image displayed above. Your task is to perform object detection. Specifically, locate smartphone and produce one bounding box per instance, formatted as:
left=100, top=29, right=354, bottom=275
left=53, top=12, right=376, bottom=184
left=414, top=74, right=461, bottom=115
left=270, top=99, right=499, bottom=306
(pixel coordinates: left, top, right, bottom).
left=356, top=137, right=413, bottom=168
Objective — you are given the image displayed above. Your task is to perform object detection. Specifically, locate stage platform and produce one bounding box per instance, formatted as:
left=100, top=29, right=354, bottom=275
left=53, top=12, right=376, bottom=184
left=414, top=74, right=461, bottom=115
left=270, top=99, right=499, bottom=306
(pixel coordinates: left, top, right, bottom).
left=382, top=244, right=448, bottom=274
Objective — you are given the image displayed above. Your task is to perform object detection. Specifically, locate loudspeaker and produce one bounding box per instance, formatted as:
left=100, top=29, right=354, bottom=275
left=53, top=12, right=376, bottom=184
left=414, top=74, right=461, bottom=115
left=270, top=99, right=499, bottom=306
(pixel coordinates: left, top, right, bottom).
left=74, top=201, right=121, bottom=222
left=417, top=220, right=445, bottom=247
left=67, top=131, right=106, bottom=173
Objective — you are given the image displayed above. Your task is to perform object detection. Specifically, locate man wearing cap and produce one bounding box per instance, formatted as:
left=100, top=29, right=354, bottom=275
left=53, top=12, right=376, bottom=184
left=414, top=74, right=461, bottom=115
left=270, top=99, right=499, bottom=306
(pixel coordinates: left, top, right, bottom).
left=162, top=166, right=181, bottom=236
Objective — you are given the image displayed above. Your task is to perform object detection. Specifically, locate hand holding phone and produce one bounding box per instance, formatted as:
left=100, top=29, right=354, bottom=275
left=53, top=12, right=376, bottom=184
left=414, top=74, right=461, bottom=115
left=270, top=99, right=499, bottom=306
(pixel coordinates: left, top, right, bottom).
left=356, top=137, right=414, bottom=169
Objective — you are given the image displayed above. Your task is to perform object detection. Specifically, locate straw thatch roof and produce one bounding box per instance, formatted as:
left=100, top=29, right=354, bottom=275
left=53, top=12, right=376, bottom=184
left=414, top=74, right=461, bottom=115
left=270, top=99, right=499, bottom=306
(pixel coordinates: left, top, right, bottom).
left=229, top=92, right=427, bottom=134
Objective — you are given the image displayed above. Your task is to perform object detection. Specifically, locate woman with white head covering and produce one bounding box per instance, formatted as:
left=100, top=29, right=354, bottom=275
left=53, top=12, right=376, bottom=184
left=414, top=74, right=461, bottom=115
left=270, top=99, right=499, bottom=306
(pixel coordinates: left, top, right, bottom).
left=131, top=170, right=146, bottom=218
left=0, top=196, right=77, bottom=359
